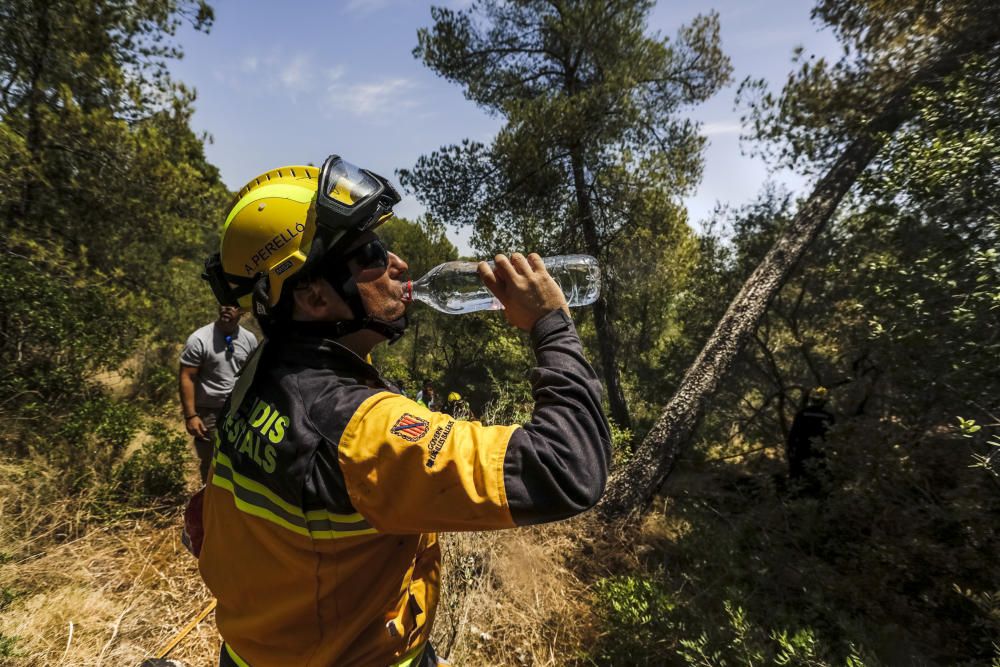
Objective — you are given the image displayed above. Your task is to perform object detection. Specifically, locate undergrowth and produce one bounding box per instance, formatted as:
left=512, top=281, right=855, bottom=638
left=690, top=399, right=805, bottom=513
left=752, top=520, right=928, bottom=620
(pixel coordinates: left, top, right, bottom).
left=579, top=414, right=1000, bottom=666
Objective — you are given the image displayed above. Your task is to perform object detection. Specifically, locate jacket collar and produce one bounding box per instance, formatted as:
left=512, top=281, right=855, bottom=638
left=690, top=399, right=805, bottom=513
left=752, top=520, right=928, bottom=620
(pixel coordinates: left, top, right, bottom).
left=265, top=322, right=386, bottom=387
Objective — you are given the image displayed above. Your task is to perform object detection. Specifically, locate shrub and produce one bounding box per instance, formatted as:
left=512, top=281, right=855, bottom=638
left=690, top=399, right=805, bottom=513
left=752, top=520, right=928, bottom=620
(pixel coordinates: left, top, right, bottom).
left=48, top=395, right=143, bottom=491
left=114, top=422, right=188, bottom=504
left=588, top=574, right=676, bottom=665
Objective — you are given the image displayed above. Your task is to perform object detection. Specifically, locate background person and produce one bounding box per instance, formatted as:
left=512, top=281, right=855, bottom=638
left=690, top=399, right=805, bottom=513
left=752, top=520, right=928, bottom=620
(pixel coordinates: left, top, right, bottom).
left=786, top=386, right=836, bottom=491
left=443, top=391, right=471, bottom=419
left=178, top=304, right=258, bottom=482
left=415, top=379, right=437, bottom=410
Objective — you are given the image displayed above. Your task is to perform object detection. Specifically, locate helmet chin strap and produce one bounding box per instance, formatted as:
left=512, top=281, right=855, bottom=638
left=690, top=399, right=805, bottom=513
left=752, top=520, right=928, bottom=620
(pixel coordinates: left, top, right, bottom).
left=321, top=255, right=409, bottom=345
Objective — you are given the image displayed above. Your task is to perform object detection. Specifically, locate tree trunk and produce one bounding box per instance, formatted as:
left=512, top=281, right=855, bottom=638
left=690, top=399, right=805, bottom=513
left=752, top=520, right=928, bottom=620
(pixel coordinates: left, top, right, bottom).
left=569, top=149, right=632, bottom=428
left=596, top=36, right=987, bottom=519
left=16, top=0, right=51, bottom=226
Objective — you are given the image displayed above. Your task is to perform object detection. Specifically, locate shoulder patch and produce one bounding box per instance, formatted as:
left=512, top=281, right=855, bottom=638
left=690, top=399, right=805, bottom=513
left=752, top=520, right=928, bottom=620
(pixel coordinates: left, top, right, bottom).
left=390, top=413, right=430, bottom=442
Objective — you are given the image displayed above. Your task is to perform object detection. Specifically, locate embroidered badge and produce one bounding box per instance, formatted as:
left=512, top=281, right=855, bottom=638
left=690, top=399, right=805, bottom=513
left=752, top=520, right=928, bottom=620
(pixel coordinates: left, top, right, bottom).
left=390, top=414, right=430, bottom=442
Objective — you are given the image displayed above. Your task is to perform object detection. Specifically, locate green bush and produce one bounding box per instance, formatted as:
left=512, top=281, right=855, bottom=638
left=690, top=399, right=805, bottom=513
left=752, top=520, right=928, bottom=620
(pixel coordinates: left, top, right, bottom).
left=0, top=588, right=18, bottom=658
left=128, top=345, right=183, bottom=408
left=114, top=422, right=188, bottom=504
left=0, top=633, right=18, bottom=660
left=43, top=395, right=142, bottom=492
left=587, top=575, right=876, bottom=667
left=588, top=574, right=676, bottom=665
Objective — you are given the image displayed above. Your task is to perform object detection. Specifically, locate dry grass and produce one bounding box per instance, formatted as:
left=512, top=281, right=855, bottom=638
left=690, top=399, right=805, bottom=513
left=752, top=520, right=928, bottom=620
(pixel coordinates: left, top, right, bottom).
left=0, top=454, right=615, bottom=667
left=0, top=516, right=219, bottom=666
left=0, top=457, right=219, bottom=667
left=432, top=516, right=615, bottom=666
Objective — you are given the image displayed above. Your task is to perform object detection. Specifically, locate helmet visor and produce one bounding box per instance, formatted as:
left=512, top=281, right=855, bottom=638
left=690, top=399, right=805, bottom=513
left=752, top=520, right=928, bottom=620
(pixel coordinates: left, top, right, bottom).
left=314, top=154, right=401, bottom=259
left=319, top=157, right=382, bottom=210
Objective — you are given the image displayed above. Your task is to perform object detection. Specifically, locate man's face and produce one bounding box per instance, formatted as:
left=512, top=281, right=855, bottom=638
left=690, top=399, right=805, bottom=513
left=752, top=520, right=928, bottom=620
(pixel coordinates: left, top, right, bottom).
left=292, top=232, right=409, bottom=331
left=344, top=232, right=409, bottom=323
left=218, top=305, right=242, bottom=324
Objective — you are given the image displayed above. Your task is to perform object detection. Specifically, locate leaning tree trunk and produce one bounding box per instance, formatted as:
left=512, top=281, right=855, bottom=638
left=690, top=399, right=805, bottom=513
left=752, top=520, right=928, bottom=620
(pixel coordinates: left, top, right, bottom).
left=597, top=34, right=991, bottom=520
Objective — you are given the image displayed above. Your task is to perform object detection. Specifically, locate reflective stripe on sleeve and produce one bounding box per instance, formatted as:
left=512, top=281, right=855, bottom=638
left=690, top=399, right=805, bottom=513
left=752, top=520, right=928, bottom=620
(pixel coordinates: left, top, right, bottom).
left=224, top=642, right=250, bottom=667
left=211, top=450, right=376, bottom=539
left=391, top=643, right=428, bottom=667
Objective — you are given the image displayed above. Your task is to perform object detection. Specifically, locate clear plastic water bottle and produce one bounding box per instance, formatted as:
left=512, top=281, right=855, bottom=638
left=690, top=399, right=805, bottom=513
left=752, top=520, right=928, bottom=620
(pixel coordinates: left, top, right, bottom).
left=402, top=254, right=601, bottom=315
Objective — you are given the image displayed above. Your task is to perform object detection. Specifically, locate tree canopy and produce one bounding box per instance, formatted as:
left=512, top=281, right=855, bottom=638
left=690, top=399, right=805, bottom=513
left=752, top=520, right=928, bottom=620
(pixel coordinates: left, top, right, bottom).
left=402, top=0, right=733, bottom=428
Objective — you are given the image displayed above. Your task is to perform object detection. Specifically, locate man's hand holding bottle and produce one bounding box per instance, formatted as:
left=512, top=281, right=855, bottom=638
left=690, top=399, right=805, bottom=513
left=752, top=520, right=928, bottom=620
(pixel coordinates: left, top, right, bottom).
left=478, top=253, right=571, bottom=331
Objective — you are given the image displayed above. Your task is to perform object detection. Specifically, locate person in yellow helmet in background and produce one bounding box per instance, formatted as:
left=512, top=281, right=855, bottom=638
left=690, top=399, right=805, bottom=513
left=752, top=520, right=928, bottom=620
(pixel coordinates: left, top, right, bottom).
left=443, top=391, right=471, bottom=420
left=196, top=155, right=611, bottom=667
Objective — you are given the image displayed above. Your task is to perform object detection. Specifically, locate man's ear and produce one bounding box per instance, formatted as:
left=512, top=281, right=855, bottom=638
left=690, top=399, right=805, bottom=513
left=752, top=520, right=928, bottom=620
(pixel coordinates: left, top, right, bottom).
left=291, top=278, right=351, bottom=321
left=291, top=279, right=327, bottom=318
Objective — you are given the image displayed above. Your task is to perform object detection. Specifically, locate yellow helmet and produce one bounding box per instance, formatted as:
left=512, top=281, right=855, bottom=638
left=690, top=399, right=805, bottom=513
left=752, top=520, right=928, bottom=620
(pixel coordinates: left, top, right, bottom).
left=810, top=386, right=829, bottom=401
left=218, top=165, right=319, bottom=310
left=447, top=392, right=462, bottom=402
left=204, top=155, right=400, bottom=314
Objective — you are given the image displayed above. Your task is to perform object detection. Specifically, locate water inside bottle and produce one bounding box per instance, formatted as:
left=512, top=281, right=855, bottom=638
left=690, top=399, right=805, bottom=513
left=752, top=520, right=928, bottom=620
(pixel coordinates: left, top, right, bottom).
left=423, top=261, right=503, bottom=314
left=408, top=254, right=601, bottom=315
left=545, top=255, right=601, bottom=306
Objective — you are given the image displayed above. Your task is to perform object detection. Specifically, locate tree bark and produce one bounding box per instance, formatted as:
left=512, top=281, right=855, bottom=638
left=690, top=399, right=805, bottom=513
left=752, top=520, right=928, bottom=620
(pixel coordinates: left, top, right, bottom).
left=597, top=34, right=989, bottom=519
left=15, top=0, right=51, bottom=227
left=569, top=149, right=632, bottom=428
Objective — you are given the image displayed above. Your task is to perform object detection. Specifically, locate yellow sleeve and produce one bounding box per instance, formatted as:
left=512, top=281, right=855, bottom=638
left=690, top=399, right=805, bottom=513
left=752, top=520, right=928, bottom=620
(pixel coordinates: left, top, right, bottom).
left=338, top=391, right=518, bottom=533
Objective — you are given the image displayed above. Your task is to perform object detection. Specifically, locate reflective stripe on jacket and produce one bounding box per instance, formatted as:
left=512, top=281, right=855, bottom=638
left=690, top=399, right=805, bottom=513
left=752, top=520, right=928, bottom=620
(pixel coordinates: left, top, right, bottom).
left=198, top=309, right=610, bottom=666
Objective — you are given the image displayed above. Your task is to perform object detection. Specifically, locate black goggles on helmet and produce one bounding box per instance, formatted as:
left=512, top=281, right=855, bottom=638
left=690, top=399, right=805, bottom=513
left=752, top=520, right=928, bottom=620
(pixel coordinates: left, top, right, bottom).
left=315, top=155, right=401, bottom=241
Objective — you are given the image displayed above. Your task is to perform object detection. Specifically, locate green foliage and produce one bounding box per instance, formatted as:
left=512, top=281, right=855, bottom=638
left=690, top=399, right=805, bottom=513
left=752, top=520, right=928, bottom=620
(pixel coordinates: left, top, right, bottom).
left=0, top=589, right=18, bottom=658
left=0, top=248, right=139, bottom=414
left=0, top=633, right=18, bottom=659
left=958, top=417, right=982, bottom=437
left=971, top=436, right=1000, bottom=480
left=405, top=0, right=733, bottom=426
left=379, top=214, right=458, bottom=274
left=0, top=0, right=226, bottom=507
left=478, top=380, right=534, bottom=426
left=589, top=574, right=675, bottom=664
left=739, top=0, right=1000, bottom=173
left=588, top=572, right=877, bottom=667
left=44, top=395, right=142, bottom=492
left=114, top=422, right=188, bottom=503
left=609, top=420, right=635, bottom=466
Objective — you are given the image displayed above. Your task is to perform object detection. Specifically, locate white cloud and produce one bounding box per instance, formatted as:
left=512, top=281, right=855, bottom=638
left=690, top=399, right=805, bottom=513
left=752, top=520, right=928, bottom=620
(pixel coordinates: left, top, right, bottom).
left=326, top=77, right=418, bottom=118
left=217, top=51, right=317, bottom=99
left=217, top=51, right=420, bottom=120
left=279, top=54, right=312, bottom=92
left=345, top=0, right=394, bottom=15
left=702, top=121, right=742, bottom=136
left=326, top=65, right=347, bottom=83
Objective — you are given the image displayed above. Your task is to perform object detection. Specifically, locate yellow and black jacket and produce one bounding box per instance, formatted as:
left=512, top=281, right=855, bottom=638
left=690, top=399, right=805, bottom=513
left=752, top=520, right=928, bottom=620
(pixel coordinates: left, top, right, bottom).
left=199, top=309, right=610, bottom=666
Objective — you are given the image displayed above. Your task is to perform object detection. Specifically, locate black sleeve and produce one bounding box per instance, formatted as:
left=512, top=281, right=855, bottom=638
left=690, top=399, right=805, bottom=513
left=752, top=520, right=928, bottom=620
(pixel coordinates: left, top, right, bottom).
left=502, top=309, right=612, bottom=525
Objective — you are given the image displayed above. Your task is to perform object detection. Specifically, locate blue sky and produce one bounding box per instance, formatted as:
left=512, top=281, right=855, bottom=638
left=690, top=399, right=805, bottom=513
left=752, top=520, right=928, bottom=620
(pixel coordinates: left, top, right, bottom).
left=170, top=0, right=841, bottom=255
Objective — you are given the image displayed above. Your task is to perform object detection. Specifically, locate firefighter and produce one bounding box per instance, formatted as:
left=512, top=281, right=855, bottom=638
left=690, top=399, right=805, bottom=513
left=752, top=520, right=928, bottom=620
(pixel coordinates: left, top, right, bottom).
left=786, top=386, right=835, bottom=491
left=442, top=391, right=470, bottom=419
left=197, top=156, right=611, bottom=666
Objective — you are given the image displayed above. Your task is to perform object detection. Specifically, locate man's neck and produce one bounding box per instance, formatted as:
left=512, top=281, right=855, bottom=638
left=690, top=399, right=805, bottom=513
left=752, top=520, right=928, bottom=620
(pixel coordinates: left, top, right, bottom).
left=215, top=321, right=239, bottom=337
left=336, top=329, right=380, bottom=359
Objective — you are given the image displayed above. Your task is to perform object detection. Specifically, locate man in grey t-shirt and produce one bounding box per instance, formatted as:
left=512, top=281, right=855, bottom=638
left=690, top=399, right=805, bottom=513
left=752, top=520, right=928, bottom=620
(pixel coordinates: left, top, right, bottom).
left=179, top=305, right=258, bottom=482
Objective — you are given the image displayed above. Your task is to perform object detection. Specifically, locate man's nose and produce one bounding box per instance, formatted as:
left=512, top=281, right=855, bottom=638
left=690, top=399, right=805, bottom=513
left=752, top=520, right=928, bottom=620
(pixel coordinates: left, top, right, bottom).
left=388, top=252, right=408, bottom=277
